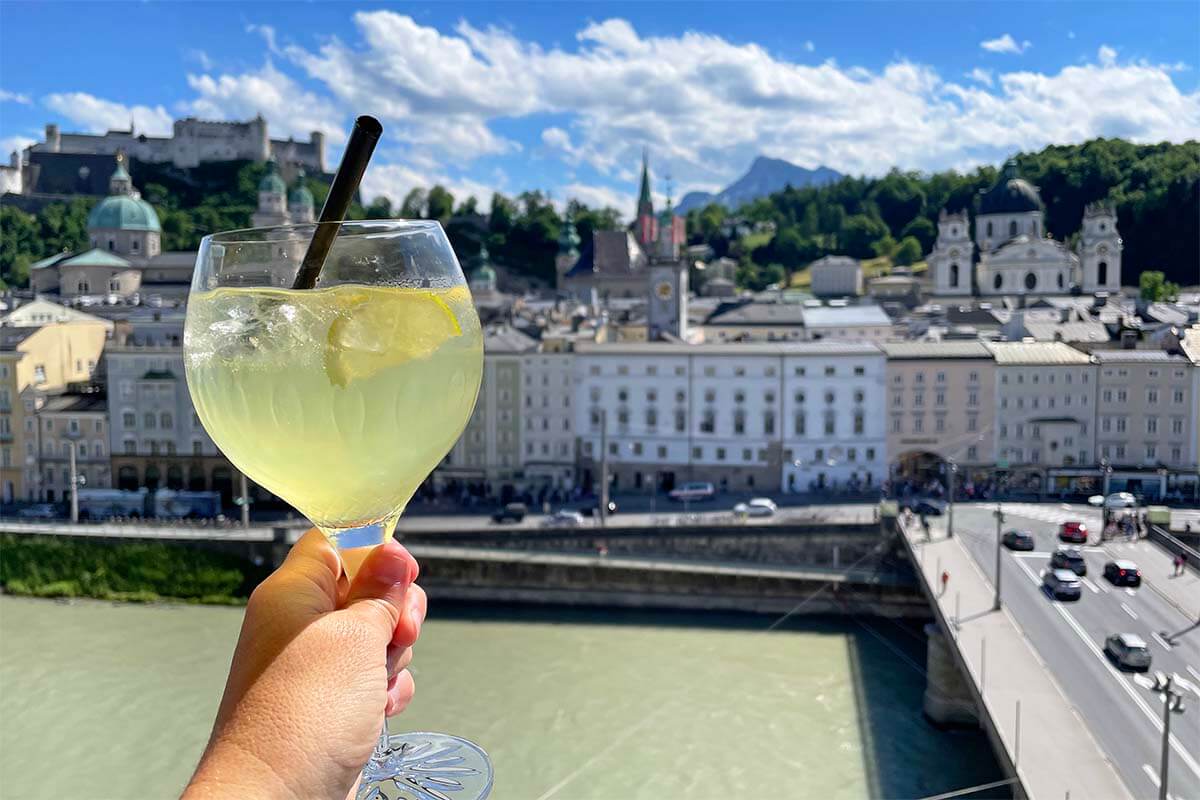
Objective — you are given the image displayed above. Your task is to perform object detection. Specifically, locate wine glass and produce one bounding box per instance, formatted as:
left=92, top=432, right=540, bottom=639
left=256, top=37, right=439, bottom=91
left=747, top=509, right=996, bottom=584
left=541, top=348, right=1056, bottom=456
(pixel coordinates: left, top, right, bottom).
left=183, top=220, right=492, bottom=799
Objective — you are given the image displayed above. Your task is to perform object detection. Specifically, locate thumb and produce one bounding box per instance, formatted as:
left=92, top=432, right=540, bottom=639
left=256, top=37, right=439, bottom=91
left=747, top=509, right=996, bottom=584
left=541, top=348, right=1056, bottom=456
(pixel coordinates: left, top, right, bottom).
left=341, top=540, right=420, bottom=647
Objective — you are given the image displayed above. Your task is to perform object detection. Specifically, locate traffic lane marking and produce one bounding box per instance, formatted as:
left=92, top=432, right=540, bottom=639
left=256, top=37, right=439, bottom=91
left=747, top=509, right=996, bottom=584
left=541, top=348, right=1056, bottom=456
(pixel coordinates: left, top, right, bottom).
left=1142, top=764, right=1180, bottom=800
left=1150, top=632, right=1172, bottom=651
left=1013, top=558, right=1200, bottom=780
left=1122, top=603, right=1139, bottom=620
left=1081, top=577, right=1101, bottom=594
left=1188, top=666, right=1200, bottom=683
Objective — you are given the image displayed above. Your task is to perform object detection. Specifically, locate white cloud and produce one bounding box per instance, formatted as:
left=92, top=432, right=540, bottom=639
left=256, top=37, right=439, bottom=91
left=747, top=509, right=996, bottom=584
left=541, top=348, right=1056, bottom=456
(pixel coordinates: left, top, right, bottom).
left=967, top=68, right=993, bottom=86
left=246, top=24, right=279, bottom=54
left=0, top=135, right=35, bottom=157
left=184, top=61, right=345, bottom=144
left=980, top=34, right=1031, bottom=55
left=43, top=92, right=173, bottom=135
left=0, top=89, right=31, bottom=105
left=804, top=40, right=815, bottom=53
left=561, top=182, right=630, bottom=215
left=359, top=161, right=498, bottom=209
left=1067, top=30, right=1076, bottom=40
left=187, top=49, right=214, bottom=71
left=1098, top=45, right=1118, bottom=66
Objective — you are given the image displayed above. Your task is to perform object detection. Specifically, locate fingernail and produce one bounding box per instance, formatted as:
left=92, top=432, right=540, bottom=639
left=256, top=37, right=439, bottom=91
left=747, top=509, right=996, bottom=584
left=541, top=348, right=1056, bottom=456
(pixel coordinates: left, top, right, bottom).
left=409, top=596, right=423, bottom=634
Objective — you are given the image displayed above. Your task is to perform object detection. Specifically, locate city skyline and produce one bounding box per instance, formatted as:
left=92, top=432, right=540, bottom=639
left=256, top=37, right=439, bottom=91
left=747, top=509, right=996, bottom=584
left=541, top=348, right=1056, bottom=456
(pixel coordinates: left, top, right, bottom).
left=1, top=2, right=1198, bottom=216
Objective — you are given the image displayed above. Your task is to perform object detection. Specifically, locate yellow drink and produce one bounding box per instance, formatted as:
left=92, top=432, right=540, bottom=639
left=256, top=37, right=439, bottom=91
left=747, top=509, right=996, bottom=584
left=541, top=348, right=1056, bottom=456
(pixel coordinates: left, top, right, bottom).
left=184, top=284, right=482, bottom=536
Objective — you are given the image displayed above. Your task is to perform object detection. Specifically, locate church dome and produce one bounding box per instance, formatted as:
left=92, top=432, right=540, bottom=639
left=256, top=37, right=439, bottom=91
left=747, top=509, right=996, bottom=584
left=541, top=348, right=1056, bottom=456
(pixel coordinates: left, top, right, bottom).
left=289, top=169, right=314, bottom=207
left=979, top=160, right=1044, bottom=215
left=87, top=194, right=161, bottom=232
left=258, top=160, right=286, bottom=194
left=469, top=244, right=496, bottom=284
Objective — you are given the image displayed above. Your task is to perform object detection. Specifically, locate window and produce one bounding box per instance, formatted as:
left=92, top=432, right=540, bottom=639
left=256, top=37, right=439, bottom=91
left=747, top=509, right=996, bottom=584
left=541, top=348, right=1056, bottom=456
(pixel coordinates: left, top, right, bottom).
left=645, top=408, right=657, bottom=427
left=824, top=366, right=835, bottom=377
left=123, top=412, right=135, bottom=429
left=589, top=365, right=601, bottom=376
left=617, top=365, right=628, bottom=376
left=160, top=412, right=173, bottom=429
left=1145, top=444, right=1156, bottom=461
left=675, top=390, right=686, bottom=403
left=936, top=372, right=946, bottom=384
left=765, top=391, right=775, bottom=404
left=853, top=412, right=864, bottom=435
left=854, top=366, right=865, bottom=376
left=703, top=366, right=715, bottom=377
left=701, top=409, right=715, bottom=433
left=144, top=413, right=156, bottom=429
left=1171, top=446, right=1182, bottom=463
left=657, top=446, right=667, bottom=459
left=766, top=366, right=777, bottom=377
left=825, top=391, right=835, bottom=405
left=632, top=443, right=643, bottom=456
left=1173, top=389, right=1185, bottom=404
left=935, top=416, right=946, bottom=433
left=892, top=392, right=903, bottom=408
left=1116, top=417, right=1126, bottom=433
left=646, top=365, right=657, bottom=376
left=1115, top=445, right=1125, bottom=459
left=935, top=391, right=945, bottom=407
left=1116, top=390, right=1127, bottom=403
left=704, top=389, right=716, bottom=403
left=193, top=440, right=203, bottom=455
left=913, top=392, right=924, bottom=407
left=949, top=263, right=959, bottom=287
left=675, top=409, right=686, bottom=432
left=967, top=414, right=977, bottom=432
left=742, top=448, right=752, bottom=461
left=617, top=388, right=628, bottom=402
left=617, top=409, right=629, bottom=426
left=608, top=443, right=618, bottom=456
left=674, top=366, right=686, bottom=376
left=1102, top=389, right=1113, bottom=403
left=646, top=389, right=657, bottom=403
left=692, top=446, right=702, bottom=459
left=763, top=411, right=775, bottom=435
left=968, top=391, right=978, bottom=407
left=1171, top=418, right=1184, bottom=435
left=795, top=413, right=807, bottom=436
left=891, top=416, right=902, bottom=433
left=733, top=409, right=746, bottom=435
left=866, top=447, right=876, bottom=461
left=1102, top=417, right=1112, bottom=433
left=1147, top=389, right=1158, bottom=405
left=734, top=391, right=745, bottom=404
left=795, top=367, right=806, bottom=377
left=589, top=410, right=601, bottom=430
left=1015, top=424, right=1024, bottom=438
left=33, top=365, right=46, bottom=383
left=993, top=273, right=1003, bottom=291
left=913, top=416, right=924, bottom=433
left=716, top=448, right=726, bottom=461
left=823, top=412, right=835, bottom=436
left=1146, top=417, right=1158, bottom=435
left=915, top=373, right=924, bottom=384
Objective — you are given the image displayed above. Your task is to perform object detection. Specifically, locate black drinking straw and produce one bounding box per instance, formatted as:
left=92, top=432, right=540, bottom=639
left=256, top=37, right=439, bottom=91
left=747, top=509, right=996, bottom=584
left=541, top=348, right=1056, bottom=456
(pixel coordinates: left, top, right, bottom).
left=292, top=115, right=384, bottom=290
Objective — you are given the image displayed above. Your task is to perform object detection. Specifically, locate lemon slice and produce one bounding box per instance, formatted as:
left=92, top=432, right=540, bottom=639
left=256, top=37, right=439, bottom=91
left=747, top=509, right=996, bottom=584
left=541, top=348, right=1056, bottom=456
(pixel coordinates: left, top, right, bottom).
left=325, top=287, right=462, bottom=387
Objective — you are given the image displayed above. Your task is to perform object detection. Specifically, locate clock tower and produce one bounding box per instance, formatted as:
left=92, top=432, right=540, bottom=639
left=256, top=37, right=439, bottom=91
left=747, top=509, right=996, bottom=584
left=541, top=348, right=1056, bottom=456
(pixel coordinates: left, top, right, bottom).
left=647, top=262, right=688, bottom=340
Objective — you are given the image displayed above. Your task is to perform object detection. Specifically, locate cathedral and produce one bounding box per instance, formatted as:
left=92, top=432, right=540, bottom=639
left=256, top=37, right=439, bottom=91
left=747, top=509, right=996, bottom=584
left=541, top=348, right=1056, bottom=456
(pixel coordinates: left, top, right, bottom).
left=927, top=160, right=1122, bottom=297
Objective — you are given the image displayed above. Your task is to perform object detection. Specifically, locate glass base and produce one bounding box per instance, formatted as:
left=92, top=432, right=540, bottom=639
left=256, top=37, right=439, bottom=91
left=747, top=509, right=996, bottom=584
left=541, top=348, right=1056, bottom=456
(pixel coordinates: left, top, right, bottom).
left=324, top=516, right=400, bottom=549
left=358, top=731, right=493, bottom=800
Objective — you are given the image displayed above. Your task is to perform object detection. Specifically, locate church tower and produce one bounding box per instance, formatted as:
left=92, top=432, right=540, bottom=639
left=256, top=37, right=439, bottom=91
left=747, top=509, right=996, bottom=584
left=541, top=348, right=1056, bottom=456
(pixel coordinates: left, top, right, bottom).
left=635, top=150, right=658, bottom=248
left=1078, top=203, right=1121, bottom=293
left=251, top=158, right=289, bottom=228
left=927, top=209, right=974, bottom=295
left=555, top=209, right=581, bottom=289
left=288, top=168, right=315, bottom=223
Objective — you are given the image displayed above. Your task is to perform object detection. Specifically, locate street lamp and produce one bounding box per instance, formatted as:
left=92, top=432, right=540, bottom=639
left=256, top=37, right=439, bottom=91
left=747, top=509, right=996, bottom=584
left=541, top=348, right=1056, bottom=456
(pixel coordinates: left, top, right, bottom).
left=1133, top=671, right=1197, bottom=800
left=992, top=504, right=1005, bottom=611
left=945, top=459, right=958, bottom=539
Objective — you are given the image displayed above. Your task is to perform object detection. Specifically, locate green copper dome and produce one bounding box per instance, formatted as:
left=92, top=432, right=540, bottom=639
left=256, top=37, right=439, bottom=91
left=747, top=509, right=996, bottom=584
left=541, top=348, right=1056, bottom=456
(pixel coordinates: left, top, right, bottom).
left=470, top=244, right=496, bottom=282
left=87, top=194, right=161, bottom=232
left=289, top=169, right=314, bottom=206
left=259, top=160, right=286, bottom=194
left=558, top=214, right=581, bottom=254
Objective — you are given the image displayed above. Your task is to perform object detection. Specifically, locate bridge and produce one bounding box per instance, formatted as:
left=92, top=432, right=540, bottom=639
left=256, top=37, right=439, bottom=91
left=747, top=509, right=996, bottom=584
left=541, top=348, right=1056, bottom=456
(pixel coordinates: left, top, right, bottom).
left=898, top=502, right=1200, bottom=800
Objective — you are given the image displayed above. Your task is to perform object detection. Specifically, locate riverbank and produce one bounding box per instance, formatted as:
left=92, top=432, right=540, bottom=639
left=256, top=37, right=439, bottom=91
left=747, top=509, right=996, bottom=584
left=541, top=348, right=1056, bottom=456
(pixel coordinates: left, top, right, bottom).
left=0, top=533, right=263, bottom=604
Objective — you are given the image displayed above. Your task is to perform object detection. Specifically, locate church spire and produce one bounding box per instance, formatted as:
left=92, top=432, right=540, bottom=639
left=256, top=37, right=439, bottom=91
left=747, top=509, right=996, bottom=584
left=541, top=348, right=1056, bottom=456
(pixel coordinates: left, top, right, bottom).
left=637, top=148, right=653, bottom=217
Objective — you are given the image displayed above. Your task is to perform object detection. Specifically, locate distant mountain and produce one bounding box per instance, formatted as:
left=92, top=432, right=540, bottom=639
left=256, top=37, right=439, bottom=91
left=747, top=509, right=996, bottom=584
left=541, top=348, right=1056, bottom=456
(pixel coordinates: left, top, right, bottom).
left=675, top=157, right=843, bottom=214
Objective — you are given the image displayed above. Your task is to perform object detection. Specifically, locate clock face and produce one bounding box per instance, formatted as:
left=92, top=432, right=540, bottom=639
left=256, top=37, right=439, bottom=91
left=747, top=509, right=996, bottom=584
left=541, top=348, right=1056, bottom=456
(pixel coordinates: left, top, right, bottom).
left=655, top=281, right=673, bottom=300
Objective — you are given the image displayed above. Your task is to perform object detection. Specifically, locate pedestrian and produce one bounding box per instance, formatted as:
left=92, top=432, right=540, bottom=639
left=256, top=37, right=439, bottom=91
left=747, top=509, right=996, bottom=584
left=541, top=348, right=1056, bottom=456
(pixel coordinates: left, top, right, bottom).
left=1179, top=552, right=1189, bottom=576
left=940, top=569, right=949, bottom=597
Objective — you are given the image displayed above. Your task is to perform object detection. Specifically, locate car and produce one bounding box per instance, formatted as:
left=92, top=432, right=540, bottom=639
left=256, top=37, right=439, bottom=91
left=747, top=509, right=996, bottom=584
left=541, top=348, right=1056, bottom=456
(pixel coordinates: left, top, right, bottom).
left=733, top=497, right=778, bottom=517
left=910, top=498, right=947, bottom=516
left=541, top=509, right=585, bottom=528
left=1104, top=633, right=1152, bottom=671
left=1103, top=560, right=1142, bottom=587
left=1002, top=529, right=1036, bottom=551
left=1103, top=492, right=1138, bottom=509
left=17, top=504, right=58, bottom=519
left=1050, top=546, right=1087, bottom=576
left=669, top=482, right=716, bottom=502
left=491, top=502, right=527, bottom=524
left=1043, top=568, right=1083, bottom=600
left=1058, top=520, right=1089, bottom=543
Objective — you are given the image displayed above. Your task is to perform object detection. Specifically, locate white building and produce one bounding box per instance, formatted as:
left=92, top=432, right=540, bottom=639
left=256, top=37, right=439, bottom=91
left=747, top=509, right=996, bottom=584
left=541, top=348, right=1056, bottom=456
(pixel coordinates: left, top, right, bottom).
left=986, top=341, right=1095, bottom=494
left=809, top=255, right=863, bottom=297
left=520, top=341, right=577, bottom=489
left=574, top=341, right=887, bottom=495
left=928, top=160, right=1121, bottom=297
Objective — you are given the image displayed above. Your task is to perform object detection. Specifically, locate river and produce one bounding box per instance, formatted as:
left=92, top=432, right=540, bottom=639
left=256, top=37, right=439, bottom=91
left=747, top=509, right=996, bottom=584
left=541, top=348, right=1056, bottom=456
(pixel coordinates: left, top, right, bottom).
left=0, top=596, right=1004, bottom=799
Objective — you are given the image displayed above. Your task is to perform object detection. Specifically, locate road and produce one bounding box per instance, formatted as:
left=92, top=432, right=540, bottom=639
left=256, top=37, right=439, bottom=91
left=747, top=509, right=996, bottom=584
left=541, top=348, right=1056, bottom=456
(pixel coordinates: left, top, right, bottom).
left=949, top=502, right=1200, bottom=800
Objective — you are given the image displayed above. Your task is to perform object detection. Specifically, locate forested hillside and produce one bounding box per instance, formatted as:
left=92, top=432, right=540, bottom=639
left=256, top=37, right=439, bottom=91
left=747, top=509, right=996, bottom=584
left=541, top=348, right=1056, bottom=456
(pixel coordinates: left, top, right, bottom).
left=686, top=138, right=1199, bottom=289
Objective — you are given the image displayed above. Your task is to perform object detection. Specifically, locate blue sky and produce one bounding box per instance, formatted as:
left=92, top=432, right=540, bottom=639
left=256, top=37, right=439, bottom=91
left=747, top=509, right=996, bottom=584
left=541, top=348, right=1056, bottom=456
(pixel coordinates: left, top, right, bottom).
left=1, top=1, right=1197, bottom=216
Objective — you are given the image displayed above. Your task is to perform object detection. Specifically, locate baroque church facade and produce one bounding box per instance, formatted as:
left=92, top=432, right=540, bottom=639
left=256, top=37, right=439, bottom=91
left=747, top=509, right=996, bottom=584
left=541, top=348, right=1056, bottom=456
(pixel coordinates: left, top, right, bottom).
left=927, top=160, right=1122, bottom=297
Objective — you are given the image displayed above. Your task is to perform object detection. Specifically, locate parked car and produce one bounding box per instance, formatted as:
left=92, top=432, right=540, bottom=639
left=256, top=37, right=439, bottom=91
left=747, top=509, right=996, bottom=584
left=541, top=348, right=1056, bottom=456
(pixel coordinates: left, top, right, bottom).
left=17, top=503, right=58, bottom=519
left=1103, top=560, right=1142, bottom=587
left=669, top=482, right=716, bottom=502
left=541, top=509, right=585, bottom=528
left=1103, top=492, right=1138, bottom=509
left=1104, top=633, right=1152, bottom=671
left=910, top=498, right=947, bottom=516
left=733, top=497, right=778, bottom=517
left=1058, top=520, right=1089, bottom=543
left=1050, top=546, right=1088, bottom=576
left=1002, top=529, right=1036, bottom=551
left=491, top=503, right=527, bottom=524
left=1043, top=569, right=1083, bottom=600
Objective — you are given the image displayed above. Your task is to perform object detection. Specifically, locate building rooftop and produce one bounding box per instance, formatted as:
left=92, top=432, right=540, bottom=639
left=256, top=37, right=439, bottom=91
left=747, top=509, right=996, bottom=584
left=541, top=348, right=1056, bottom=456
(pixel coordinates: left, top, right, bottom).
left=484, top=325, right=539, bottom=354
left=1090, top=350, right=1190, bottom=363
left=704, top=301, right=805, bottom=327
left=800, top=304, right=892, bottom=328
left=564, top=230, right=648, bottom=278
left=1019, top=319, right=1111, bottom=343
left=38, top=393, right=107, bottom=414
left=576, top=341, right=882, bottom=356
left=880, top=341, right=993, bottom=359
left=985, top=341, right=1093, bottom=365
left=945, top=306, right=1003, bottom=327
left=60, top=248, right=132, bottom=269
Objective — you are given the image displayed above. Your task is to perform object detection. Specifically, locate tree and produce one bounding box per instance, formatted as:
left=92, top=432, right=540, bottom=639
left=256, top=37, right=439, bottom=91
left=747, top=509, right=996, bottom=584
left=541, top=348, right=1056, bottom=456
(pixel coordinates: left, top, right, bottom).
left=841, top=214, right=890, bottom=258
left=399, top=188, right=426, bottom=219
left=894, top=236, right=923, bottom=266
left=899, top=216, right=936, bottom=253
left=425, top=185, right=455, bottom=222
left=1139, top=270, right=1180, bottom=302
left=365, top=196, right=393, bottom=219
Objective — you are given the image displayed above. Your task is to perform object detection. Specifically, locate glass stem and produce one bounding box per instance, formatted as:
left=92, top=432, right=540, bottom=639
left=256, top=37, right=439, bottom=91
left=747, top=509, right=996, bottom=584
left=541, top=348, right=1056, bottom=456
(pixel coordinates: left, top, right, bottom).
left=371, top=723, right=391, bottom=765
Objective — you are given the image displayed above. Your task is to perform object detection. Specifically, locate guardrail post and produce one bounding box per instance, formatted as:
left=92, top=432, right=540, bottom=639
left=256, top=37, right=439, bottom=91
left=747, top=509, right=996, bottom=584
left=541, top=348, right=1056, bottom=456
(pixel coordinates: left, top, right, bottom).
left=1015, top=699, right=1021, bottom=769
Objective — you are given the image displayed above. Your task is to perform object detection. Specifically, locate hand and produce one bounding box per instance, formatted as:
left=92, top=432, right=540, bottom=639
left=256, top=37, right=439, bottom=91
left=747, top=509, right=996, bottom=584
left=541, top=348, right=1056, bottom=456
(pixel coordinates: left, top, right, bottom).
left=183, top=530, right=427, bottom=800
